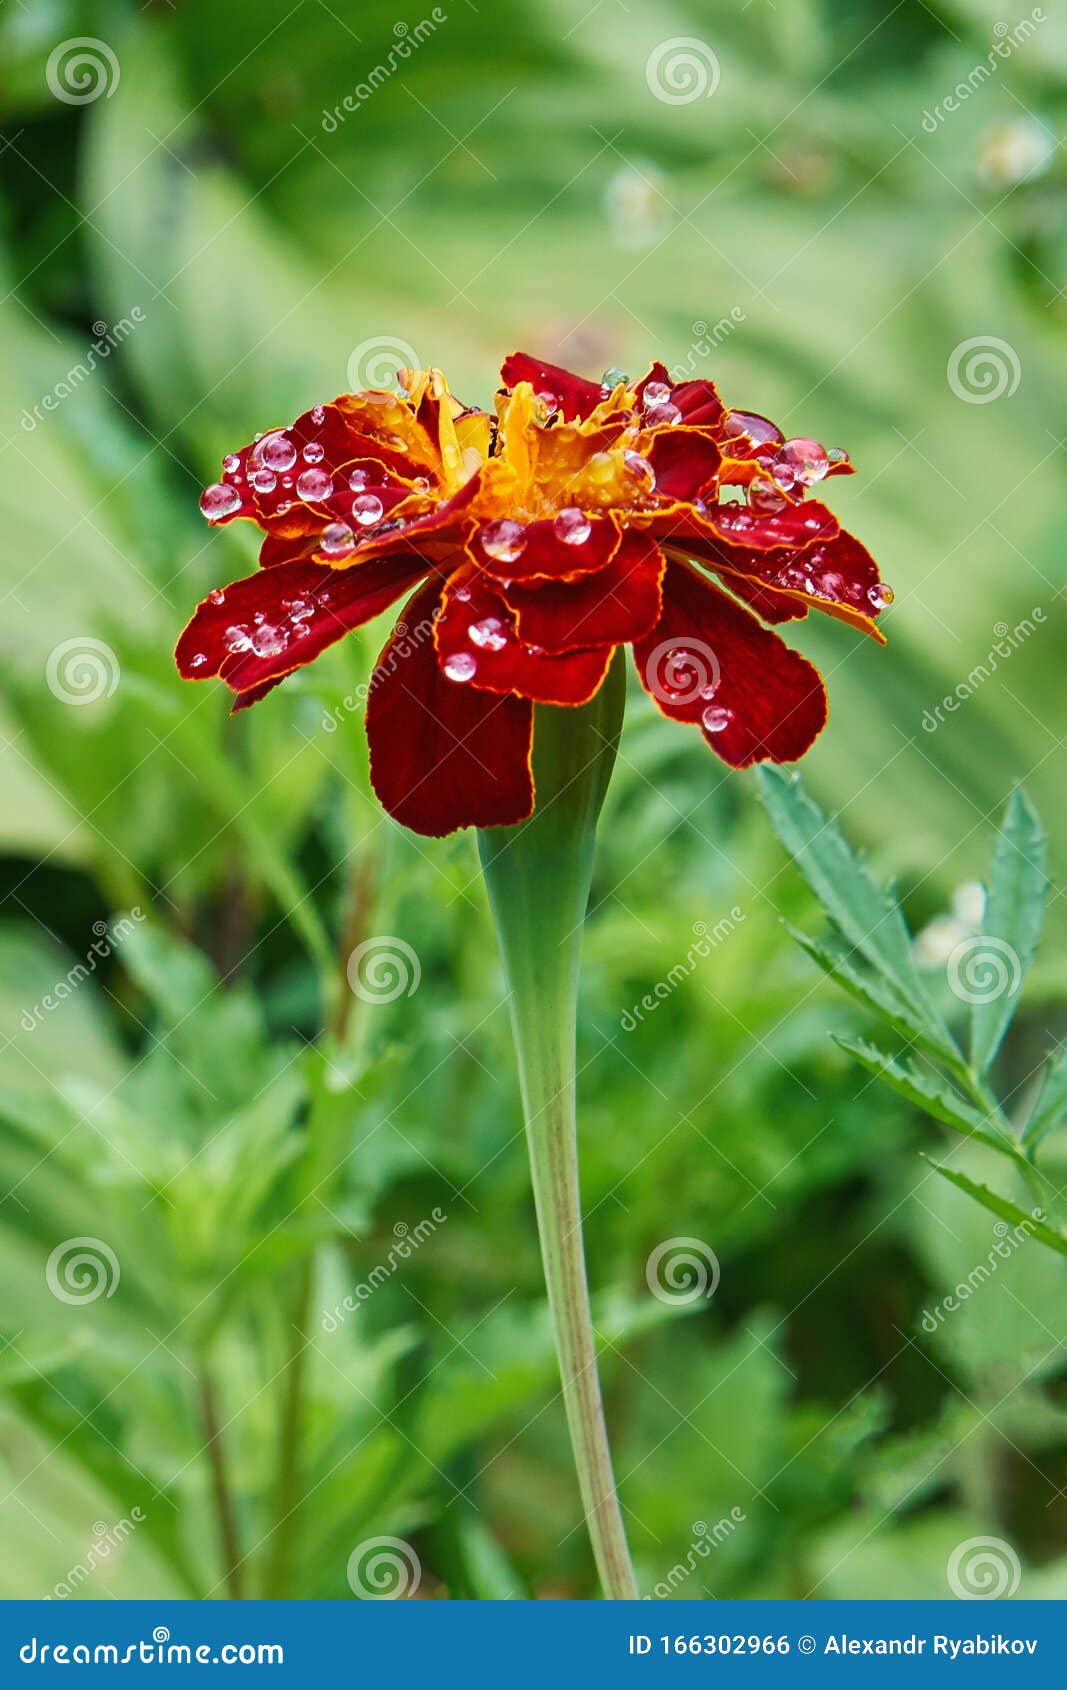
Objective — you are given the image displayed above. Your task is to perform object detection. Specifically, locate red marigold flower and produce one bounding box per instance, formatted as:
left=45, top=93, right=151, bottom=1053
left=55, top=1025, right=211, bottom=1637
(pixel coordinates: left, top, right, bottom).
left=176, top=354, right=891, bottom=836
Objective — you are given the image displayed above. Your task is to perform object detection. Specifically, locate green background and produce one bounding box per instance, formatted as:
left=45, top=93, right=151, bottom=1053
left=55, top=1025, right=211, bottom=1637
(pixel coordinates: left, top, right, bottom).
left=0, top=0, right=1065, bottom=1600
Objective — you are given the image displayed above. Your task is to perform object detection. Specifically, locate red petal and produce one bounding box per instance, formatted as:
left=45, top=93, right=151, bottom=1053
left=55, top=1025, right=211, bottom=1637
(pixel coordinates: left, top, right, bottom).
left=633, top=558, right=827, bottom=768
left=467, top=512, right=621, bottom=583
left=366, top=580, right=534, bottom=836
left=657, top=500, right=840, bottom=554
left=504, top=532, right=664, bottom=652
left=175, top=553, right=431, bottom=696
left=642, top=427, right=721, bottom=501
left=500, top=352, right=605, bottom=421
left=436, top=571, right=613, bottom=706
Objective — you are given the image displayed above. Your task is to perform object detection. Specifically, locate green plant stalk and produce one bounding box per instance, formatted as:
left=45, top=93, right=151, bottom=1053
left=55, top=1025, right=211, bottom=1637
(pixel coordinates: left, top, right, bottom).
left=478, top=651, right=637, bottom=1600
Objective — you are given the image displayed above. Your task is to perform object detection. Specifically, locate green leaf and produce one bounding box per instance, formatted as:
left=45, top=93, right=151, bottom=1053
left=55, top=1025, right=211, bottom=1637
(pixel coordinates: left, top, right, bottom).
left=786, top=923, right=959, bottom=1065
left=1022, top=1044, right=1067, bottom=1151
left=758, top=768, right=950, bottom=1042
left=835, top=1037, right=1021, bottom=1163
left=969, top=790, right=1048, bottom=1075
left=921, top=1160, right=1067, bottom=1260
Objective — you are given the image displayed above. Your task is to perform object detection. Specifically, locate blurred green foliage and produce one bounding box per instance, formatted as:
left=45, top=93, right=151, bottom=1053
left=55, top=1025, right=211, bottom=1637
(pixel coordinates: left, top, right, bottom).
left=0, top=0, right=1065, bottom=1600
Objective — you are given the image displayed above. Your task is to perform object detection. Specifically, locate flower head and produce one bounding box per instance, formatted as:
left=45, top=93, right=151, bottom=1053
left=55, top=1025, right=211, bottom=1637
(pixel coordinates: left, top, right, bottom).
left=177, top=353, right=890, bottom=835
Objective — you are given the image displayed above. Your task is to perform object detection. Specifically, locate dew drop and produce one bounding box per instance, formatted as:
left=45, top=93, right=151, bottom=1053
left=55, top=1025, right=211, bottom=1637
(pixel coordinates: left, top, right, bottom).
left=748, top=476, right=787, bottom=514
left=537, top=390, right=560, bottom=412
left=469, top=616, right=509, bottom=651
left=643, top=401, right=681, bottom=428
left=586, top=451, right=616, bottom=486
left=303, top=441, right=325, bottom=464
left=643, top=381, right=672, bottom=408
left=223, top=454, right=240, bottom=474
left=868, top=583, right=895, bottom=610
left=259, top=432, right=298, bottom=473
left=700, top=681, right=719, bottom=701
left=444, top=651, right=477, bottom=683
left=601, top=366, right=629, bottom=391
left=200, top=482, right=242, bottom=521
left=296, top=467, right=334, bottom=502
left=702, top=704, right=733, bottom=733
left=453, top=584, right=472, bottom=602
left=553, top=507, right=592, bottom=546
left=282, top=595, right=315, bottom=622
left=250, top=468, right=277, bottom=494
left=348, top=468, right=369, bottom=492
left=321, top=522, right=355, bottom=554
left=224, top=624, right=253, bottom=653
left=352, top=493, right=384, bottom=526
left=251, top=623, right=289, bottom=658
left=479, top=520, right=526, bottom=564
left=774, top=437, right=829, bottom=487
left=623, top=450, right=656, bottom=493
left=208, top=588, right=226, bottom=606
left=310, top=404, right=327, bottom=425
left=190, top=652, right=208, bottom=669
left=826, top=446, right=849, bottom=465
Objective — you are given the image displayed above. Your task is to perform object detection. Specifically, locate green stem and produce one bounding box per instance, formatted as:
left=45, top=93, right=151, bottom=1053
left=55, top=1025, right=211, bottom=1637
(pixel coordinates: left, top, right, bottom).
left=478, top=652, right=637, bottom=1600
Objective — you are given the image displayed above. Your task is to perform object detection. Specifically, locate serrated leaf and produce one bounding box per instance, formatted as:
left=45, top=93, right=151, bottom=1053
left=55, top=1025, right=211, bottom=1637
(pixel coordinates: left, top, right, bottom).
left=1022, top=1044, right=1067, bottom=1151
left=969, top=790, right=1048, bottom=1075
left=758, top=768, right=948, bottom=1039
left=835, top=1037, right=1022, bottom=1163
left=921, top=1160, right=1067, bottom=1260
left=787, top=923, right=960, bottom=1065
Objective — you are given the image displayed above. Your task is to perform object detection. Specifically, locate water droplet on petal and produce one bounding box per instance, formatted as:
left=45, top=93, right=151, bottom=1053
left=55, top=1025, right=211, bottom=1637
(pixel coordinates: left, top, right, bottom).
left=250, top=468, right=277, bottom=494
left=469, top=616, right=509, bottom=651
left=726, top=410, right=783, bottom=447
left=310, top=404, right=327, bottom=425
left=643, top=381, right=672, bottom=407
left=643, top=401, right=681, bottom=427
left=224, top=624, right=253, bottom=653
left=774, top=437, right=829, bottom=487
left=702, top=704, right=733, bottom=733
left=868, top=583, right=895, bottom=610
left=826, top=446, right=848, bottom=465
left=282, top=595, right=315, bottom=622
left=748, top=476, right=787, bottom=514
left=208, top=588, right=226, bottom=606
left=453, top=584, right=472, bottom=602
left=700, top=681, right=719, bottom=701
left=190, top=652, right=208, bottom=669
left=303, top=441, right=325, bottom=464
left=623, top=450, right=656, bottom=493
left=352, top=493, right=384, bottom=526
left=348, top=468, right=368, bottom=492
left=259, top=432, right=298, bottom=472
left=587, top=451, right=616, bottom=486
left=553, top=507, right=592, bottom=546
left=812, top=569, right=846, bottom=600
left=537, top=390, right=560, bottom=412
left=251, top=623, right=289, bottom=657
left=444, top=651, right=477, bottom=683
left=479, top=520, right=526, bottom=564
left=200, top=482, right=242, bottom=521
left=223, top=454, right=240, bottom=474
left=601, top=366, right=629, bottom=391
left=297, top=467, right=334, bottom=502
left=321, top=522, right=355, bottom=554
